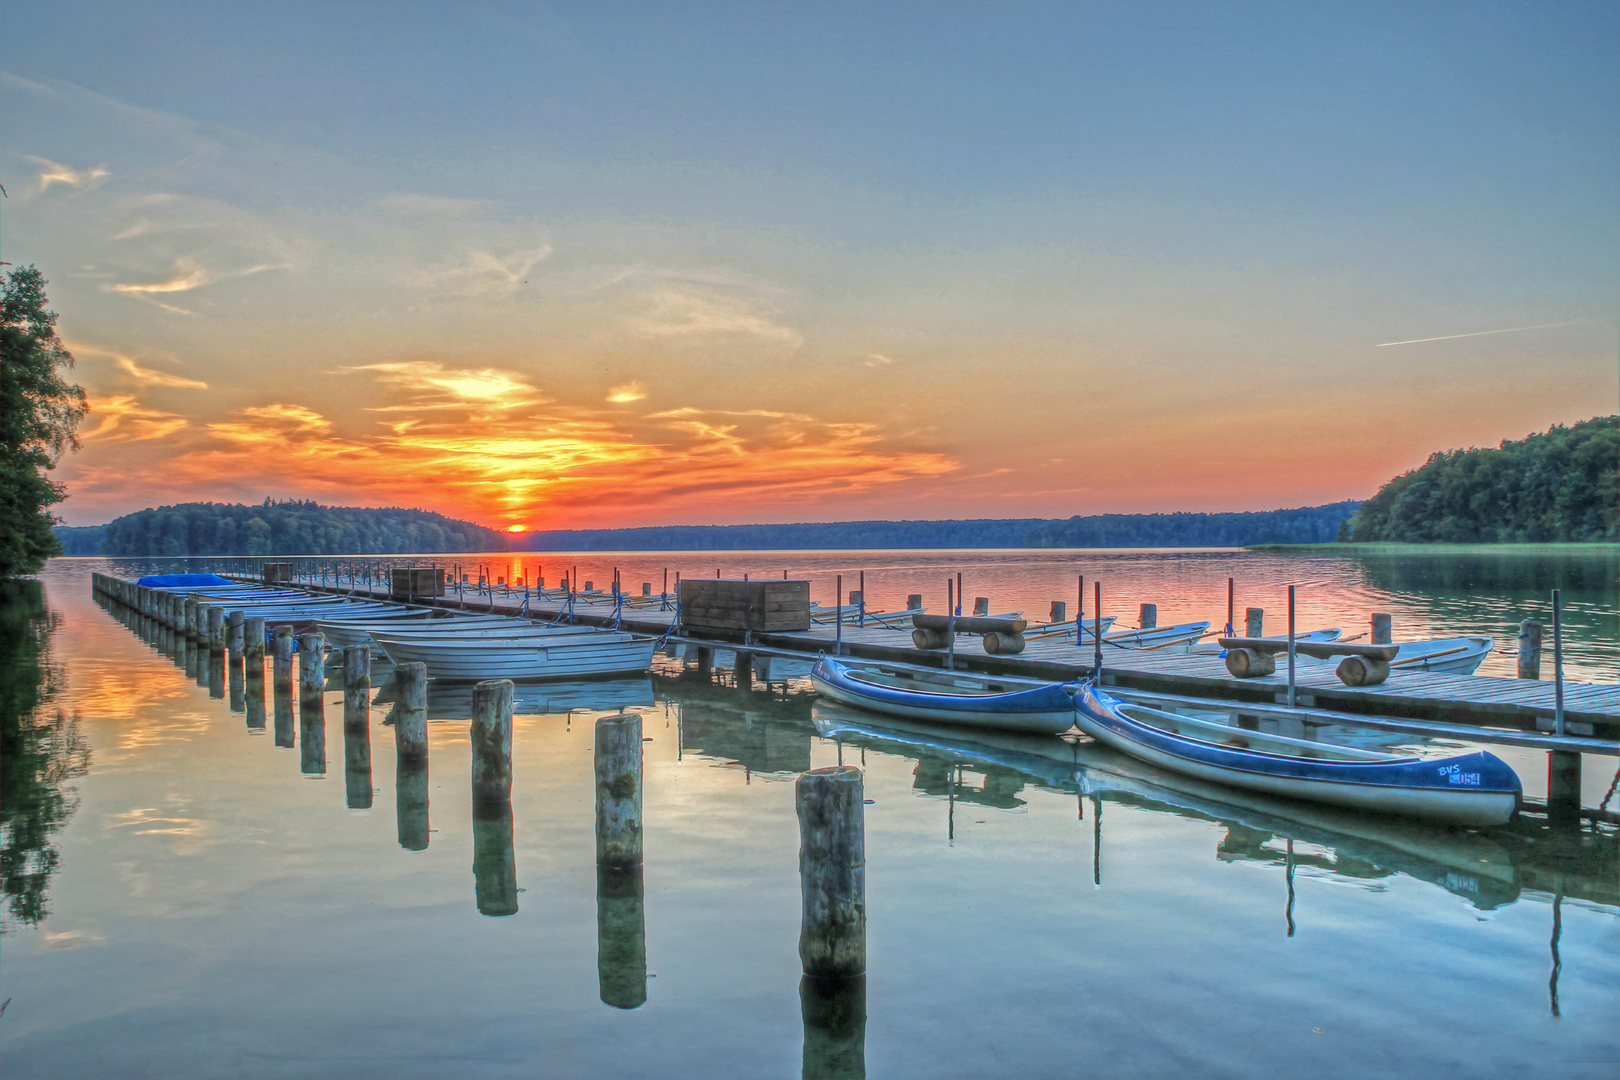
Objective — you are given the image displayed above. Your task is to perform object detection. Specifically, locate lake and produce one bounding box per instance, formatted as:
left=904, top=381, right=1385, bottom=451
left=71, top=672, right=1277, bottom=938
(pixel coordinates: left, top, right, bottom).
left=2, top=554, right=1616, bottom=1078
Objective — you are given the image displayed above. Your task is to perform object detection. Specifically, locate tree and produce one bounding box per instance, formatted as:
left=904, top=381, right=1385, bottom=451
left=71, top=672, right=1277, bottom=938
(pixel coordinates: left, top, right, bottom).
left=0, top=267, right=87, bottom=577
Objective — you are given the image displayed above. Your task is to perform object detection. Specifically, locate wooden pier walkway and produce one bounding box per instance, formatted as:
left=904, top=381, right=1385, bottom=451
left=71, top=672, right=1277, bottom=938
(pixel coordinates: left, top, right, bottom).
left=267, top=577, right=1619, bottom=744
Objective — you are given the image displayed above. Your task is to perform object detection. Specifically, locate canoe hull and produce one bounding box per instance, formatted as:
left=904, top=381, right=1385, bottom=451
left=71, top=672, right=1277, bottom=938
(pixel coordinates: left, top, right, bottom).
left=811, top=658, right=1077, bottom=734
left=1074, top=686, right=1519, bottom=827
left=373, top=633, right=657, bottom=682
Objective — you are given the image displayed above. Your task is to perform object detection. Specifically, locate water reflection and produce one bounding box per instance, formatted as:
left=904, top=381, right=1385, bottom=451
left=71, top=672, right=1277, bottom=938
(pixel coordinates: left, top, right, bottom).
left=244, top=666, right=266, bottom=732
left=395, top=756, right=429, bottom=851
left=800, top=975, right=866, bottom=1080
left=472, top=800, right=518, bottom=917
left=597, top=867, right=647, bottom=1009
left=0, top=581, right=89, bottom=930
left=208, top=650, right=225, bottom=700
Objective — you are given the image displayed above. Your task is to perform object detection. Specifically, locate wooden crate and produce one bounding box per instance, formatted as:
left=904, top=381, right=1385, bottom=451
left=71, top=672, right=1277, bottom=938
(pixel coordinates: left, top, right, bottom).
left=679, top=579, right=811, bottom=633
left=391, top=567, right=445, bottom=600
left=262, top=562, right=294, bottom=584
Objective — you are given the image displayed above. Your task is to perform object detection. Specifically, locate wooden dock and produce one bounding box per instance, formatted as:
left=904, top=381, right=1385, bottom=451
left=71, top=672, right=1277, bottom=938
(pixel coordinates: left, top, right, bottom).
left=240, top=575, right=1619, bottom=744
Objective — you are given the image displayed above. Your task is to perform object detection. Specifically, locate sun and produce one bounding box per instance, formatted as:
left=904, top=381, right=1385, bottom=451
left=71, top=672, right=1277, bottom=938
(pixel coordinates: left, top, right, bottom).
left=506, top=524, right=528, bottom=533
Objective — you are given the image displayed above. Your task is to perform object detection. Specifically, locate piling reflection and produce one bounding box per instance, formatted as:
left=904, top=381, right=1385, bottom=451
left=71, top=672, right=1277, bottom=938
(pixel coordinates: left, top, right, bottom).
left=244, top=667, right=266, bottom=731
left=273, top=673, right=295, bottom=748
left=300, top=706, right=326, bottom=775
left=396, top=757, right=429, bottom=851
left=344, top=720, right=372, bottom=808
left=228, top=654, right=244, bottom=712
left=207, top=650, right=225, bottom=700
left=800, top=975, right=866, bottom=1080
left=597, top=867, right=647, bottom=1009
left=472, top=800, right=518, bottom=916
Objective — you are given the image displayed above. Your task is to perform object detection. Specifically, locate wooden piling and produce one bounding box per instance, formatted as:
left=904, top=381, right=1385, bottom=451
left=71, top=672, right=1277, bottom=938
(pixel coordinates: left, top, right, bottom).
left=470, top=679, right=514, bottom=806
left=394, top=662, right=429, bottom=765
left=1245, top=607, right=1263, bottom=638
left=226, top=610, right=245, bottom=654
left=1051, top=601, right=1066, bottom=624
left=973, top=597, right=989, bottom=617
left=734, top=650, right=754, bottom=688
left=244, top=617, right=266, bottom=663
left=343, top=645, right=372, bottom=810
left=207, top=606, right=226, bottom=651
left=1139, top=603, right=1157, bottom=629
left=1370, top=612, right=1392, bottom=646
left=797, top=765, right=865, bottom=977
left=595, top=712, right=643, bottom=869
left=597, top=867, right=647, bottom=1009
left=1517, top=620, right=1544, bottom=680
left=299, top=632, right=325, bottom=711
left=907, top=593, right=923, bottom=613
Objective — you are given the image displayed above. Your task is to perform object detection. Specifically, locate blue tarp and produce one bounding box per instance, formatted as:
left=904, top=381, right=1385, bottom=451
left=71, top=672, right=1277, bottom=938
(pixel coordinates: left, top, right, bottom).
left=136, top=573, right=236, bottom=588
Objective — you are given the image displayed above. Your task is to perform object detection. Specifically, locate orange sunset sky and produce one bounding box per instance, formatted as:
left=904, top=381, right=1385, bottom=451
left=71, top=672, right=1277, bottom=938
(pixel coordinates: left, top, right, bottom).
left=5, top=4, right=1616, bottom=532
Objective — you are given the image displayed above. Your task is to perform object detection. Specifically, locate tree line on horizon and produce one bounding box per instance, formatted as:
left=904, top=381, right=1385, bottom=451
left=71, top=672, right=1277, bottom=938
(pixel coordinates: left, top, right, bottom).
left=74, top=500, right=510, bottom=557
left=1347, top=416, right=1618, bottom=543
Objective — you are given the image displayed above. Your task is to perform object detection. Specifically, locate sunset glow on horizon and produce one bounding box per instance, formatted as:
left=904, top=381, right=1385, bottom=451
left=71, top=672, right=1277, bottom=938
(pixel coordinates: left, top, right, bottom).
left=5, top=4, right=1615, bottom=531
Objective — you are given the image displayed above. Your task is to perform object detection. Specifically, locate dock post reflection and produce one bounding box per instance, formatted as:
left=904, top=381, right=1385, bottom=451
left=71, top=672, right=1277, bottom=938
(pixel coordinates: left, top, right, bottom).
left=394, top=662, right=430, bottom=851
left=228, top=652, right=244, bottom=712
left=470, top=679, right=517, bottom=915
left=472, top=798, right=517, bottom=917
left=207, top=649, right=225, bottom=699
left=595, top=711, right=647, bottom=1008
left=244, top=662, right=266, bottom=731
left=801, top=974, right=866, bottom=1080
left=343, top=644, right=372, bottom=809
left=597, top=866, right=646, bottom=1008
left=273, top=626, right=296, bottom=749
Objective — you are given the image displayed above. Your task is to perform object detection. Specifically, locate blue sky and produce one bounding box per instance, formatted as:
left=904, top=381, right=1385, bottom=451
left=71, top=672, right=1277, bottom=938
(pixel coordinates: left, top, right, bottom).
left=4, top=2, right=1616, bottom=527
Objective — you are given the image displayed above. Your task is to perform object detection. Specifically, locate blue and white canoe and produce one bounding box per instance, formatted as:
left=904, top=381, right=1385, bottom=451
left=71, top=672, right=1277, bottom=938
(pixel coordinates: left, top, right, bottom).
left=1073, top=685, right=1519, bottom=826
left=810, top=658, right=1078, bottom=735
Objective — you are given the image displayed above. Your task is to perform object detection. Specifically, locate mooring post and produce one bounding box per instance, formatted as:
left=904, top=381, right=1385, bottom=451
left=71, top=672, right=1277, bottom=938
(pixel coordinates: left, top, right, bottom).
left=343, top=644, right=372, bottom=810
left=1370, top=612, right=1392, bottom=645
left=244, top=616, right=266, bottom=665
left=1286, top=586, right=1297, bottom=708
left=470, top=679, right=514, bottom=806
left=207, top=606, right=226, bottom=651
left=907, top=593, right=922, bottom=614
left=1518, top=620, right=1544, bottom=680
left=394, top=662, right=430, bottom=850
left=298, top=631, right=326, bottom=775
left=797, top=765, right=865, bottom=978
left=1245, top=607, right=1263, bottom=638
left=226, top=610, right=245, bottom=654
left=1051, top=601, right=1066, bottom=624
left=596, top=712, right=644, bottom=869
left=273, top=625, right=295, bottom=682
left=1139, top=603, right=1157, bottom=630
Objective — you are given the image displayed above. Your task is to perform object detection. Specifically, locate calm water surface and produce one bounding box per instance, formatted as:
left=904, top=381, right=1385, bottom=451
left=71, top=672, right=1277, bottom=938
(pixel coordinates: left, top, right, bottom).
left=2, top=557, right=1616, bottom=1079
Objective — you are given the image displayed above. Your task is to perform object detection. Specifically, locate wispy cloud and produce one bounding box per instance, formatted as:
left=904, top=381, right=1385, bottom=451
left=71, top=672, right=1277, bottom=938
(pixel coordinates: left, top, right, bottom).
left=344, top=361, right=544, bottom=409
left=81, top=395, right=190, bottom=442
left=66, top=342, right=209, bottom=389
left=863, top=353, right=895, bottom=367
left=1375, top=320, right=1592, bottom=347
left=606, top=380, right=647, bottom=403
left=27, top=155, right=108, bottom=193
left=630, top=286, right=803, bottom=347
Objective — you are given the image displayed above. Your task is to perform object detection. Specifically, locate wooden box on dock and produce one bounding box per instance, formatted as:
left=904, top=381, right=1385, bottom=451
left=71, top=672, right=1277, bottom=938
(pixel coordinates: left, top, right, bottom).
left=679, top=579, right=811, bottom=633
left=391, top=567, right=445, bottom=600
left=262, top=562, right=294, bottom=584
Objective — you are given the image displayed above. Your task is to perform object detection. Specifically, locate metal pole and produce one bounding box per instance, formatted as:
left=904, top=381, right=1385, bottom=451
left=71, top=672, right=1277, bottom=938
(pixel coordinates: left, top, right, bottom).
left=1552, top=589, right=1565, bottom=737
left=1287, top=585, right=1297, bottom=709
left=1092, top=581, right=1102, bottom=677
left=1076, top=574, right=1084, bottom=644
left=858, top=570, right=865, bottom=627
left=1227, top=577, right=1234, bottom=636
left=946, top=578, right=956, bottom=670
left=835, top=575, right=843, bottom=656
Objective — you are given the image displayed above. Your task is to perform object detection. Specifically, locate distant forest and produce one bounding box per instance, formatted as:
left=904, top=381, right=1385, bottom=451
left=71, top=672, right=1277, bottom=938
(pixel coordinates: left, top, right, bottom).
left=65, top=500, right=511, bottom=556
left=1024, top=502, right=1362, bottom=547
left=513, top=503, right=1363, bottom=551
left=1348, top=416, right=1618, bottom=543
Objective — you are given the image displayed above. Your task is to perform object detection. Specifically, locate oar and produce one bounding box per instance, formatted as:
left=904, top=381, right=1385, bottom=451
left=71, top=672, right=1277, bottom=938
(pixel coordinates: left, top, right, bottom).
left=1390, top=644, right=1473, bottom=669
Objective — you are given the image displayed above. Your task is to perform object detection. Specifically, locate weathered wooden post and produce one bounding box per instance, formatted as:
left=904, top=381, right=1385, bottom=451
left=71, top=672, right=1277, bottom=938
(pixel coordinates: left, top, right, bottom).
left=801, top=973, right=867, bottom=1080
left=1050, top=601, right=1066, bottom=624
left=206, top=606, right=225, bottom=652
left=244, top=616, right=266, bottom=664
left=597, top=864, right=647, bottom=1009
left=596, top=712, right=643, bottom=869
left=394, top=662, right=429, bottom=765
left=470, top=679, right=514, bottom=806
left=1370, top=612, right=1392, bottom=646
left=1245, top=607, right=1263, bottom=638
left=226, top=610, right=245, bottom=654
left=343, top=645, right=372, bottom=810
left=797, top=765, right=865, bottom=978
left=1517, top=620, right=1543, bottom=679
left=973, top=596, right=989, bottom=617
left=907, top=593, right=923, bottom=613
left=1547, top=591, right=1580, bottom=826
left=734, top=650, right=754, bottom=688
left=1139, top=603, right=1157, bottom=630
left=299, top=632, right=325, bottom=710
left=393, top=662, right=431, bottom=851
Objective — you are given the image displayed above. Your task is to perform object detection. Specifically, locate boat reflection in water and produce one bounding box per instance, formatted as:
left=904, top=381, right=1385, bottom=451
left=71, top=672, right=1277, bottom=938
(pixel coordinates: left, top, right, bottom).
left=810, top=700, right=1616, bottom=917
left=371, top=672, right=656, bottom=719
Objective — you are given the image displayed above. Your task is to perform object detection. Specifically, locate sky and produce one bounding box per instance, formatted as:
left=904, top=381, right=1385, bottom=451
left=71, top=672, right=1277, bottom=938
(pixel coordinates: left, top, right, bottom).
left=3, top=1, right=1616, bottom=532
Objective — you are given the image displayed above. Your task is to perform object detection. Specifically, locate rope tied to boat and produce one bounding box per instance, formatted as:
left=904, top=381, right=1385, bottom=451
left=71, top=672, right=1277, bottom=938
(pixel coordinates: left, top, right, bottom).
left=1600, top=765, right=1620, bottom=813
